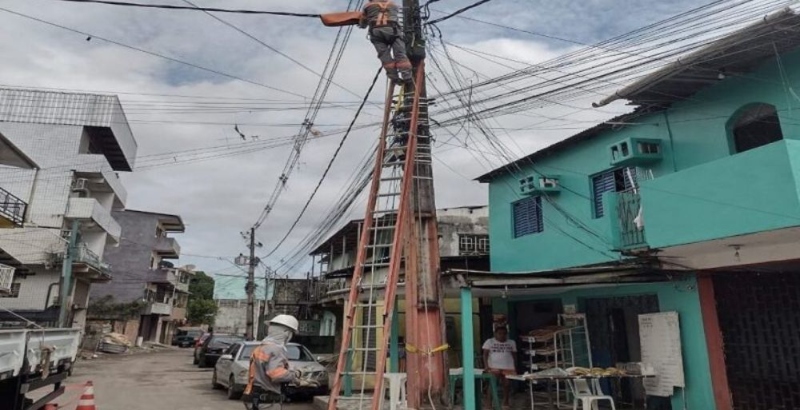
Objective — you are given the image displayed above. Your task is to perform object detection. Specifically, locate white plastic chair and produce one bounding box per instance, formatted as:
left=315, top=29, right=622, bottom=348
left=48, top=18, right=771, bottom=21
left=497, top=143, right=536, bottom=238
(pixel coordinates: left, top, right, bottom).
left=569, top=379, right=616, bottom=410
left=382, top=373, right=408, bottom=410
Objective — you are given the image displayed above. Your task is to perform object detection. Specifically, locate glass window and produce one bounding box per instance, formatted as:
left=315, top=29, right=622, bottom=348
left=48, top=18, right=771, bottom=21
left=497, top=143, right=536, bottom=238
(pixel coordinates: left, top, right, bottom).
left=240, top=345, right=257, bottom=361
left=209, top=335, right=244, bottom=349
left=731, top=103, right=783, bottom=153
left=286, top=345, right=314, bottom=361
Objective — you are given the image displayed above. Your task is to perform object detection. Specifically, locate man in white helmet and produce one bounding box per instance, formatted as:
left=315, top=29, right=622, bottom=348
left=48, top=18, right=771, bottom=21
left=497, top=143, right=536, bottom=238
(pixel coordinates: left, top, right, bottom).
left=243, top=314, right=317, bottom=405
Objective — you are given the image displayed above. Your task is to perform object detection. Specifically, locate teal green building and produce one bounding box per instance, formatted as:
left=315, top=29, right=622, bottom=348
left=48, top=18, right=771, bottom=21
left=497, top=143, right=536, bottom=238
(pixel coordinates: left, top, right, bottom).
left=465, top=10, right=800, bottom=410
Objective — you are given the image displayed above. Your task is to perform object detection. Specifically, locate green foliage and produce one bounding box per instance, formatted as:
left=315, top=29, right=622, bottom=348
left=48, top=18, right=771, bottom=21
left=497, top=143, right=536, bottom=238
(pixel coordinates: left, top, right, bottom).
left=188, top=298, right=218, bottom=325
left=189, top=271, right=214, bottom=300
left=187, top=271, right=217, bottom=325
left=88, top=295, right=145, bottom=320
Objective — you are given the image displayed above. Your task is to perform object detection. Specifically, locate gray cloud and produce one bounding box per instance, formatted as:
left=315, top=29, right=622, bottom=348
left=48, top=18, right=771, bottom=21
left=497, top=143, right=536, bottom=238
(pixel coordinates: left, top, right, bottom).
left=0, top=0, right=701, bottom=277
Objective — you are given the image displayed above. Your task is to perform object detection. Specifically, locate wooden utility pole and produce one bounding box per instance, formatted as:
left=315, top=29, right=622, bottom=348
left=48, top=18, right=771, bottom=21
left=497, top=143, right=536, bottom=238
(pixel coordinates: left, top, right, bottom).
left=402, top=0, right=448, bottom=406
left=245, top=227, right=256, bottom=340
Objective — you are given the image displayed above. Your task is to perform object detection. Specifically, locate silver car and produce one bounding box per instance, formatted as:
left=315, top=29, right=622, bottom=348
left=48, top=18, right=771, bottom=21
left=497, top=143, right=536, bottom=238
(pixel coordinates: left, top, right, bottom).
left=213, top=341, right=329, bottom=400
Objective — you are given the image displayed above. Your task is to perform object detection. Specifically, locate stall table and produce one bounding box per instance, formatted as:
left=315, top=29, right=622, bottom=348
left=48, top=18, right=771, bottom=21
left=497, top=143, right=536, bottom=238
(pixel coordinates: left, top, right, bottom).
left=506, top=374, right=656, bottom=410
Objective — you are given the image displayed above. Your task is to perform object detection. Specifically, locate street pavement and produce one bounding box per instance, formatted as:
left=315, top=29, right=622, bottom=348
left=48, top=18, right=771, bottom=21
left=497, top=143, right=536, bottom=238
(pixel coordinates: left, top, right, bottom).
left=49, top=348, right=315, bottom=410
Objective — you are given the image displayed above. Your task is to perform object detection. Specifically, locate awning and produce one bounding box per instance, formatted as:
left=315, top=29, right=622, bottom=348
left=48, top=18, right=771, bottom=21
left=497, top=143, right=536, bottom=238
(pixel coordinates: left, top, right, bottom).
left=442, top=262, right=676, bottom=296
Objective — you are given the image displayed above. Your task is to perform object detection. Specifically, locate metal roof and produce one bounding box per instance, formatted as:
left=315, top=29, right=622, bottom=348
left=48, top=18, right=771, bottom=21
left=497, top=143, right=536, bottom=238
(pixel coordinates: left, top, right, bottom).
left=593, top=8, right=800, bottom=108
left=477, top=8, right=800, bottom=183
left=123, top=209, right=185, bottom=232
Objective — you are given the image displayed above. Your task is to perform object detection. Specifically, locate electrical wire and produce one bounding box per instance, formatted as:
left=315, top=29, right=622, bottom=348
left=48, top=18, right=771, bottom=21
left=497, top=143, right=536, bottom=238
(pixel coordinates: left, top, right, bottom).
left=264, top=67, right=383, bottom=258
left=425, top=0, right=492, bottom=26
left=0, top=7, right=306, bottom=99
left=43, top=0, right=321, bottom=17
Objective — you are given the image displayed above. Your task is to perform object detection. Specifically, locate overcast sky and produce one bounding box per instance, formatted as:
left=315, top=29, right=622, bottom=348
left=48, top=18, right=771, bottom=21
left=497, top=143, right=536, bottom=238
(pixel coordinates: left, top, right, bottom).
left=0, top=0, right=709, bottom=280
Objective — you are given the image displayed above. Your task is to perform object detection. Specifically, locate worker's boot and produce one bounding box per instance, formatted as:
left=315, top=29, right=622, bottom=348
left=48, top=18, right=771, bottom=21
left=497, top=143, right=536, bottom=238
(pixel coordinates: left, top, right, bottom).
left=385, top=67, right=400, bottom=84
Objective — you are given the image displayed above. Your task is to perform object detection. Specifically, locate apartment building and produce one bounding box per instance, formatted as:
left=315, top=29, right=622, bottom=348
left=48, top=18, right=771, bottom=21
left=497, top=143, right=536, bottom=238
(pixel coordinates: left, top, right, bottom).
left=90, top=210, right=191, bottom=344
left=0, top=88, right=136, bottom=328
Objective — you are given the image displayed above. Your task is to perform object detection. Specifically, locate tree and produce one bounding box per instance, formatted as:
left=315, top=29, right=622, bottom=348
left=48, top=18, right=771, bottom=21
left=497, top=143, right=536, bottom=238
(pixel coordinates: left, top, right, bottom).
left=189, top=271, right=214, bottom=300
left=187, top=271, right=217, bottom=325
left=188, top=298, right=218, bottom=325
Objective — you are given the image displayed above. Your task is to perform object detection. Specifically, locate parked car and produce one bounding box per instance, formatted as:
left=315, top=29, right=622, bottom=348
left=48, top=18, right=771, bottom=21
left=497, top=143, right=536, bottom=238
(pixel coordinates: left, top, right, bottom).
left=198, top=334, right=244, bottom=368
left=212, top=341, right=329, bottom=400
left=172, top=328, right=203, bottom=348
left=193, top=332, right=212, bottom=365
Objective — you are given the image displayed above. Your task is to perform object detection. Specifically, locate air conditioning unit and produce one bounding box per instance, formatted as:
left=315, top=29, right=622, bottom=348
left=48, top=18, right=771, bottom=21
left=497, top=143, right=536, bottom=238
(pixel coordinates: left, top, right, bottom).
left=0, top=264, right=15, bottom=295
left=519, top=174, right=561, bottom=195
left=72, top=178, right=91, bottom=197
left=609, top=138, right=663, bottom=167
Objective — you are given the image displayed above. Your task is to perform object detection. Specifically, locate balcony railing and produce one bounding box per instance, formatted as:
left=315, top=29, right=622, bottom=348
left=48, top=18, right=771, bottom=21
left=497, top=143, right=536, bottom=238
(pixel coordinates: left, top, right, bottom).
left=615, top=190, right=647, bottom=250
left=74, top=244, right=112, bottom=276
left=0, top=187, right=26, bottom=227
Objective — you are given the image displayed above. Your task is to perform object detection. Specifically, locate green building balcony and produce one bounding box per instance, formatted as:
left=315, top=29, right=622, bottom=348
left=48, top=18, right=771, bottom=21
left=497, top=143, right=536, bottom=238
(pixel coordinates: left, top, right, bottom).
left=614, top=140, right=800, bottom=268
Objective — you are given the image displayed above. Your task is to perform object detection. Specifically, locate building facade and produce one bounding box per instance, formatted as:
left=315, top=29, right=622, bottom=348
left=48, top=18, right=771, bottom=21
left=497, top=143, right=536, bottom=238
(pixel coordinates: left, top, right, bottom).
left=477, top=11, right=800, bottom=410
left=0, top=88, right=136, bottom=329
left=90, top=210, right=191, bottom=344
left=310, top=205, right=490, bottom=385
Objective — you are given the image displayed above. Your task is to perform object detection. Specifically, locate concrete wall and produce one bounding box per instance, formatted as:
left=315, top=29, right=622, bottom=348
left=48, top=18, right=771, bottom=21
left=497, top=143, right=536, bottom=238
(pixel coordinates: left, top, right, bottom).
left=92, top=211, right=168, bottom=304
left=0, top=269, right=59, bottom=310
left=488, top=48, right=800, bottom=272
left=214, top=299, right=264, bottom=336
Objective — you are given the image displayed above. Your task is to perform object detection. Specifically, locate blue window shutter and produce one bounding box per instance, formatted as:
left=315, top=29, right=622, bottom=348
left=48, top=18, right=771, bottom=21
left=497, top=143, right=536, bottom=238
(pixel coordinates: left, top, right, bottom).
left=592, top=171, right=615, bottom=218
left=513, top=196, right=543, bottom=238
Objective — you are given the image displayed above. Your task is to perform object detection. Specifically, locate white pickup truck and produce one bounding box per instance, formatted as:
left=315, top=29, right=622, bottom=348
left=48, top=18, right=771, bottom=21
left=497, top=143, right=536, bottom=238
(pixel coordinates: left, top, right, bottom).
left=0, top=328, right=81, bottom=410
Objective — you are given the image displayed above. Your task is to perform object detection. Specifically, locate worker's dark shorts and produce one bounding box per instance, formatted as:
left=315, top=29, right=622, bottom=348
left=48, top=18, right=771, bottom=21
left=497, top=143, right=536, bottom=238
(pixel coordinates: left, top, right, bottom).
left=242, top=386, right=283, bottom=406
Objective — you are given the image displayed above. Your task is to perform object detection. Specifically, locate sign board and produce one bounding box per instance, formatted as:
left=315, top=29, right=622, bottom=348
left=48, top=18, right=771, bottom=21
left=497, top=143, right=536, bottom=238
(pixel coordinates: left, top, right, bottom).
left=638, top=311, right=685, bottom=397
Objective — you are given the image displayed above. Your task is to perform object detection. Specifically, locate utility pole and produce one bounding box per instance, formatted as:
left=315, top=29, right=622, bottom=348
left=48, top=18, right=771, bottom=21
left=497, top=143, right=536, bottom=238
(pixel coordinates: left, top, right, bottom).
left=58, top=220, right=79, bottom=328
left=402, top=0, right=448, bottom=406
left=245, top=227, right=256, bottom=340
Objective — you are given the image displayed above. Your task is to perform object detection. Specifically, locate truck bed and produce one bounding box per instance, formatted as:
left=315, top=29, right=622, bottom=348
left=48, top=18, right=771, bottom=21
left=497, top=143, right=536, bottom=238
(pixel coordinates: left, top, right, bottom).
left=0, top=328, right=81, bottom=378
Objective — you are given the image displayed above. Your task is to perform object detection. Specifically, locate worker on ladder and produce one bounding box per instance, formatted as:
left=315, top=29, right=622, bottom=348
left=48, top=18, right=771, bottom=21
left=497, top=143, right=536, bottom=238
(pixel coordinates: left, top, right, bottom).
left=359, top=0, right=412, bottom=84
left=242, top=315, right=318, bottom=409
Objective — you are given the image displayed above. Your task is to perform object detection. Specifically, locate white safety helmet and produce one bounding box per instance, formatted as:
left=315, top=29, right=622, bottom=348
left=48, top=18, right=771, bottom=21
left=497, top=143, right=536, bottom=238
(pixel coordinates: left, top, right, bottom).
left=269, top=314, right=299, bottom=333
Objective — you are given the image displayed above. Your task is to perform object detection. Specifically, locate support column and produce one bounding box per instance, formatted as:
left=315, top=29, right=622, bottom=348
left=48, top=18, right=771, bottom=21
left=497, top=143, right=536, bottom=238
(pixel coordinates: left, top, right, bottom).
left=461, top=287, right=476, bottom=410
left=697, top=273, right=733, bottom=410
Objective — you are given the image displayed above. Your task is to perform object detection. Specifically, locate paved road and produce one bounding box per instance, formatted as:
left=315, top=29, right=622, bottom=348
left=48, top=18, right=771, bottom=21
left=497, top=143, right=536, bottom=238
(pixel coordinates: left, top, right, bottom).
left=48, top=348, right=315, bottom=410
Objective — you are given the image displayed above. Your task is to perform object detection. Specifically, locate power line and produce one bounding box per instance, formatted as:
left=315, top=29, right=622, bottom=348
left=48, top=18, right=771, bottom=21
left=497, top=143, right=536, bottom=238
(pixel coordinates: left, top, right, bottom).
left=425, top=0, right=492, bottom=26
left=43, top=0, right=321, bottom=17
left=0, top=7, right=307, bottom=99
left=264, top=67, right=383, bottom=258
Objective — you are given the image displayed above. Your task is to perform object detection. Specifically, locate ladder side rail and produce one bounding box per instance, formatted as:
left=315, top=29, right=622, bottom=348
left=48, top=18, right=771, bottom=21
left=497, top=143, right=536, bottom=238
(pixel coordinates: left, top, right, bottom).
left=328, top=82, right=397, bottom=410
left=370, top=67, right=426, bottom=410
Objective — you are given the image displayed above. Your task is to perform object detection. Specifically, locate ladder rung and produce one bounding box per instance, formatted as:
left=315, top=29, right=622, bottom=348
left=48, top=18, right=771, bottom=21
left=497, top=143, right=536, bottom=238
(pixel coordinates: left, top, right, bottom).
left=377, top=192, right=400, bottom=198
left=355, top=303, right=383, bottom=307
left=370, top=225, right=396, bottom=230
left=366, top=244, right=392, bottom=248
left=350, top=324, right=382, bottom=329
left=380, top=176, right=402, bottom=182
left=363, top=262, right=390, bottom=267
left=343, top=371, right=379, bottom=376
left=348, top=347, right=379, bottom=352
